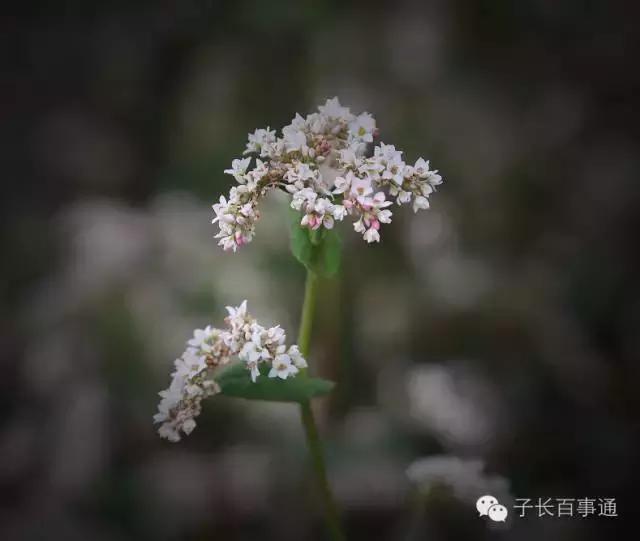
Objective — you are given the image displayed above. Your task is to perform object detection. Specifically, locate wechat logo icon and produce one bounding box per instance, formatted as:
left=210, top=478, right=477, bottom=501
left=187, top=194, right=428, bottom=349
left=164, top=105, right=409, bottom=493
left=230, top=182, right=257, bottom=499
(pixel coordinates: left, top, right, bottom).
left=476, top=495, right=508, bottom=522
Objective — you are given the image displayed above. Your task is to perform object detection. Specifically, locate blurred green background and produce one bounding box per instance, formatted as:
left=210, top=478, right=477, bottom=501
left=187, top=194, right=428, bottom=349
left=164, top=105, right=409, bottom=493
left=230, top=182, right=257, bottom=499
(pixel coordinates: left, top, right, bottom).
left=2, top=1, right=639, bottom=539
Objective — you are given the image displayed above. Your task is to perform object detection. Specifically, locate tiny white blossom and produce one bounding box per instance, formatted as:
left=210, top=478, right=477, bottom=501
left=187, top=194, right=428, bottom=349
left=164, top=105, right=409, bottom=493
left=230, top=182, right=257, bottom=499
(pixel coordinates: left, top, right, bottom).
left=413, top=158, right=430, bottom=177
left=239, top=344, right=262, bottom=382
left=339, top=148, right=359, bottom=168
left=224, top=157, right=252, bottom=181
left=268, top=354, right=299, bottom=380
left=333, top=205, right=347, bottom=221
left=363, top=227, right=380, bottom=243
left=333, top=174, right=352, bottom=195
left=283, top=126, right=308, bottom=153
left=245, top=127, right=277, bottom=155
left=413, top=195, right=430, bottom=213
left=318, top=97, right=352, bottom=121
left=349, top=112, right=376, bottom=143
left=288, top=345, right=308, bottom=369
left=426, top=170, right=443, bottom=187
left=212, top=99, right=443, bottom=248
left=284, top=162, right=317, bottom=184
left=226, top=299, right=248, bottom=321
left=158, top=423, right=180, bottom=442
left=291, top=187, right=317, bottom=212
left=349, top=175, right=373, bottom=204
left=155, top=301, right=307, bottom=441
left=177, top=349, right=207, bottom=374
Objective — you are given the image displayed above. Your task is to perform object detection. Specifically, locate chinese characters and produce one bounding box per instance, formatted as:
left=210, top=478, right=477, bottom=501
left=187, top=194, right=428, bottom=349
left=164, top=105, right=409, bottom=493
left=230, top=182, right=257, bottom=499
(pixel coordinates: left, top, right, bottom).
left=513, top=498, right=617, bottom=518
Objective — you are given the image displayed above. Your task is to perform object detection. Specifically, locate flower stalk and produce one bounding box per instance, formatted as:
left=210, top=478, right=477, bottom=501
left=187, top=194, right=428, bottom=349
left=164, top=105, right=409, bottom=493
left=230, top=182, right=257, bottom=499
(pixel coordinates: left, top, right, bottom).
left=297, top=269, right=346, bottom=541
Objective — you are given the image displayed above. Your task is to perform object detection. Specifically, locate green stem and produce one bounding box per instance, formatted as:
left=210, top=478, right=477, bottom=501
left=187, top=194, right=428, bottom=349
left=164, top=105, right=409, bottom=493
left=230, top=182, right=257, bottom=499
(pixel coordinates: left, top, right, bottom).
left=298, top=271, right=318, bottom=358
left=297, top=270, right=346, bottom=541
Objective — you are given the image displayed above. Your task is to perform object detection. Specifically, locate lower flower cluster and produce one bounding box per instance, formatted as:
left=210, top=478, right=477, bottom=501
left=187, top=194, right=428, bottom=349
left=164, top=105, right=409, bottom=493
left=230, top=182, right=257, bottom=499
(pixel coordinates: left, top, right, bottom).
left=154, top=301, right=307, bottom=442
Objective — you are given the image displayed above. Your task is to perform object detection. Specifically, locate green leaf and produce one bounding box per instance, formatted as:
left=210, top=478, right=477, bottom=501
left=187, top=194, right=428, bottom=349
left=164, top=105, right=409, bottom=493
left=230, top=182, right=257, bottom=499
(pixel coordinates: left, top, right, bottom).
left=289, top=210, right=315, bottom=268
left=288, top=209, right=342, bottom=277
left=315, top=228, right=341, bottom=277
left=216, top=363, right=335, bottom=403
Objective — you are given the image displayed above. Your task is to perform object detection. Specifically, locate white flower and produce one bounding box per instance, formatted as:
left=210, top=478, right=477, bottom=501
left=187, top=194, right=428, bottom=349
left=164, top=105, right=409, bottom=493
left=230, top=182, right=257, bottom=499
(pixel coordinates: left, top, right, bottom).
left=333, top=174, right=352, bottom=195
left=239, top=341, right=263, bottom=382
left=298, top=196, right=336, bottom=230
left=413, top=195, right=430, bottom=213
left=155, top=301, right=307, bottom=441
left=246, top=158, right=269, bottom=187
left=154, top=354, right=220, bottom=442
left=395, top=190, right=412, bottom=205
left=245, top=127, right=276, bottom=155
left=181, top=418, right=196, bottom=435
left=332, top=205, right=347, bottom=221
left=291, top=187, right=317, bottom=212
left=212, top=99, right=443, bottom=249
left=283, top=126, right=308, bottom=153
left=302, top=112, right=325, bottom=135
left=339, top=148, right=359, bottom=168
left=374, top=142, right=403, bottom=163
left=268, top=354, right=299, bottom=379
left=380, top=154, right=405, bottom=185
left=378, top=209, right=392, bottom=223
left=187, top=326, right=215, bottom=351
left=426, top=170, right=443, bottom=187
left=239, top=340, right=267, bottom=363
left=158, top=423, right=180, bottom=442
left=289, top=113, right=307, bottom=130
left=176, top=349, right=207, bottom=375
left=349, top=112, right=376, bottom=143
left=363, top=227, right=380, bottom=243
left=318, top=97, right=352, bottom=121
left=284, top=162, right=317, bottom=186
left=288, top=345, right=308, bottom=369
left=226, top=299, right=248, bottom=321
left=349, top=175, right=373, bottom=204
left=413, top=158, right=430, bottom=177
left=211, top=190, right=259, bottom=252
left=314, top=197, right=333, bottom=215
left=224, top=157, right=252, bottom=181
left=264, top=325, right=286, bottom=348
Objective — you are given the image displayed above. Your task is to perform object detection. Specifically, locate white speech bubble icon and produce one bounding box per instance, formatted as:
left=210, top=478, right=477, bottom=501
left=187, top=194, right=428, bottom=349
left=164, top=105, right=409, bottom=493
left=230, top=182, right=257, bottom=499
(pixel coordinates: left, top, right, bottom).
left=476, top=495, right=499, bottom=516
left=488, top=503, right=508, bottom=522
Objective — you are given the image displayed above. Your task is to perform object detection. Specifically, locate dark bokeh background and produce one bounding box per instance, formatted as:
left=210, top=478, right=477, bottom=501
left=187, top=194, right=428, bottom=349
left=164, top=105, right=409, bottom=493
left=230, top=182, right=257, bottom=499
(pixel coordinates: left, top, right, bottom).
left=2, top=1, right=639, bottom=539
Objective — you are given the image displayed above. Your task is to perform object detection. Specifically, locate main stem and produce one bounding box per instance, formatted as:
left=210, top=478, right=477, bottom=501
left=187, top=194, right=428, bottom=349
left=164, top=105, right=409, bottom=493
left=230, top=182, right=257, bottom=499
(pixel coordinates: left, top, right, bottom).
left=297, top=270, right=346, bottom=541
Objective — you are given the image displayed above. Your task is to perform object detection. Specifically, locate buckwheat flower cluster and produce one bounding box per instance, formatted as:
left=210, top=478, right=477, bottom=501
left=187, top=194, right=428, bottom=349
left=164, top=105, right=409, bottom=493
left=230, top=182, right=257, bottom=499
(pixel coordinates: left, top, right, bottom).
left=212, top=97, right=443, bottom=250
left=154, top=301, right=307, bottom=442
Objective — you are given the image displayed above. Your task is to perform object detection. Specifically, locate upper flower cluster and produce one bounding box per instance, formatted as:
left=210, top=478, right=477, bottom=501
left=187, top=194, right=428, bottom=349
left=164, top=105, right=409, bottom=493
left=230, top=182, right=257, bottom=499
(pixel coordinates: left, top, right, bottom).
left=212, top=98, right=443, bottom=250
left=154, top=301, right=307, bottom=442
